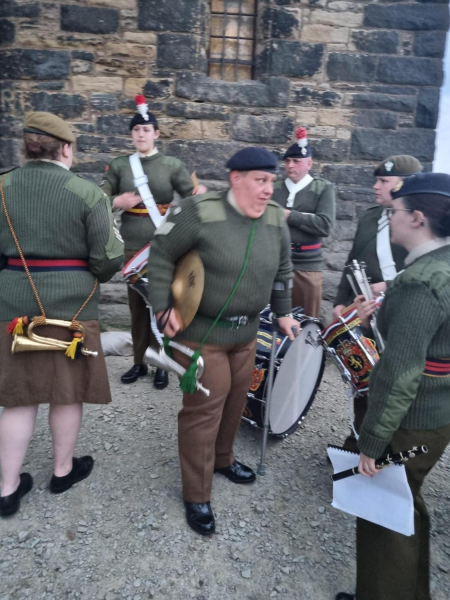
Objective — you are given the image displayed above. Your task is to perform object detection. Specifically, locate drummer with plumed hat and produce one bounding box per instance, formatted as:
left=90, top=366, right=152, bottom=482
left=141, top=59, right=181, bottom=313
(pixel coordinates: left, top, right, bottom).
left=101, top=95, right=207, bottom=389
left=272, top=127, right=336, bottom=318
left=147, top=146, right=299, bottom=535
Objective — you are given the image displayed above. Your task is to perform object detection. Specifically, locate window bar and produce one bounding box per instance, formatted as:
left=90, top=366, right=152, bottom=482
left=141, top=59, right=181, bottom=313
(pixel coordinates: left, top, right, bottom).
left=221, top=0, right=228, bottom=80
left=234, top=0, right=243, bottom=81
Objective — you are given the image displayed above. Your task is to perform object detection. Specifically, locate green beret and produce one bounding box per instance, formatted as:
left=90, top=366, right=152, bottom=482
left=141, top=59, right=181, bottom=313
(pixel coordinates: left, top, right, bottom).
left=23, top=111, right=75, bottom=144
left=373, top=155, right=423, bottom=177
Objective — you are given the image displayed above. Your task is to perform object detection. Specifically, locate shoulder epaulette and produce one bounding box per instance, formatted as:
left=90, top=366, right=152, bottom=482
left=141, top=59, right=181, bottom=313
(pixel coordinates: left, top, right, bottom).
left=0, top=166, right=19, bottom=176
left=192, top=191, right=223, bottom=204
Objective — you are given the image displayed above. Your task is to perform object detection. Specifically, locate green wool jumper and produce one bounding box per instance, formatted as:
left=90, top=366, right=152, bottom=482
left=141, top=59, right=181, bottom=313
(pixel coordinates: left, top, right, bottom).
left=272, top=177, right=335, bottom=272
left=359, top=244, right=450, bottom=458
left=0, top=162, right=124, bottom=322
left=147, top=191, right=293, bottom=346
left=100, top=152, right=194, bottom=251
left=334, top=205, right=407, bottom=307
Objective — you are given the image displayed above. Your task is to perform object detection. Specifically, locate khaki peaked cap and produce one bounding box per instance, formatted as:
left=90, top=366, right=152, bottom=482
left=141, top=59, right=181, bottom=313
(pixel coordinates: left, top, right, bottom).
left=373, top=155, right=423, bottom=178
left=23, top=111, right=75, bottom=144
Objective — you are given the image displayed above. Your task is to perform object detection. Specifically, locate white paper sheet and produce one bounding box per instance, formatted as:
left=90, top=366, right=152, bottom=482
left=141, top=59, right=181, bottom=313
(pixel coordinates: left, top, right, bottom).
left=328, top=446, right=415, bottom=536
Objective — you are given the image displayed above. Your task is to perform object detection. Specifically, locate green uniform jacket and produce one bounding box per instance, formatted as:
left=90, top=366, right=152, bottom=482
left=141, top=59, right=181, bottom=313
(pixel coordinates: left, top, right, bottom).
left=0, top=162, right=124, bottom=321
left=334, top=205, right=408, bottom=307
left=272, top=177, right=336, bottom=272
left=100, top=152, right=194, bottom=251
left=147, top=191, right=293, bottom=345
left=359, top=244, right=450, bottom=458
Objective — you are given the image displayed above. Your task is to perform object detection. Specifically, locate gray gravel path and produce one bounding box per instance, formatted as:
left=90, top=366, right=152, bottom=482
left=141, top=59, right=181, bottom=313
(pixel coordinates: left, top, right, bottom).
left=1, top=360, right=449, bottom=600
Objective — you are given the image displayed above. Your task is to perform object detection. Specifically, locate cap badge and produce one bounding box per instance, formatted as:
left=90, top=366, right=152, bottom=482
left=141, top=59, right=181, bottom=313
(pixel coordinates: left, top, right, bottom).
left=384, top=161, right=394, bottom=172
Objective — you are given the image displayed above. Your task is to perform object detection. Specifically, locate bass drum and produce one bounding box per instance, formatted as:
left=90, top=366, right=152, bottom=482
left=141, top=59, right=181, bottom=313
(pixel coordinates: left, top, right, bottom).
left=243, top=308, right=325, bottom=437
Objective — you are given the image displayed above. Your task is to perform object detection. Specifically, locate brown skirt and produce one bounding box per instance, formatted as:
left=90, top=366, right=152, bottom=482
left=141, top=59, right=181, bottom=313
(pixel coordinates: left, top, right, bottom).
left=0, top=320, right=111, bottom=407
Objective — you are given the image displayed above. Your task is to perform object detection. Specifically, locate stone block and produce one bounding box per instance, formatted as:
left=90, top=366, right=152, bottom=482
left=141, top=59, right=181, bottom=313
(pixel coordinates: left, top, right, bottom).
left=99, top=304, right=131, bottom=331
left=263, top=7, right=301, bottom=39
left=124, top=78, right=147, bottom=97
left=0, top=1, right=40, bottom=18
left=175, top=72, right=290, bottom=108
left=328, top=1, right=362, bottom=11
left=351, top=110, right=397, bottom=130
left=76, top=135, right=134, bottom=154
left=0, top=19, right=14, bottom=44
left=323, top=269, right=345, bottom=301
left=369, top=85, right=416, bottom=97
left=143, top=79, right=172, bottom=99
left=310, top=9, right=363, bottom=28
left=0, top=138, right=20, bottom=169
left=124, top=31, right=157, bottom=45
left=72, top=51, right=94, bottom=62
left=97, top=115, right=130, bottom=136
left=61, top=5, right=119, bottom=34
left=0, top=114, right=21, bottom=137
left=138, top=0, right=203, bottom=33
left=416, top=87, right=440, bottom=129
left=231, top=115, right=294, bottom=144
left=310, top=139, right=350, bottom=162
left=166, top=101, right=229, bottom=121
left=377, top=56, right=443, bottom=87
left=291, top=86, right=342, bottom=108
left=413, top=32, right=447, bottom=58
left=317, top=109, right=351, bottom=127
left=201, top=121, right=229, bottom=141
left=263, top=41, right=324, bottom=78
left=302, top=24, right=348, bottom=44
left=72, top=61, right=93, bottom=75
left=327, top=53, right=377, bottom=83
left=349, top=92, right=416, bottom=114
left=351, top=129, right=435, bottom=163
left=104, top=43, right=151, bottom=59
left=335, top=199, right=355, bottom=221
left=158, top=118, right=202, bottom=140
left=321, top=165, right=375, bottom=188
left=164, top=140, right=245, bottom=180
left=25, top=92, right=88, bottom=119
left=337, top=186, right=375, bottom=205
left=364, top=4, right=449, bottom=31
left=336, top=129, right=351, bottom=140
left=73, top=76, right=123, bottom=94
left=0, top=49, right=70, bottom=80
left=308, top=126, right=336, bottom=138
left=351, top=30, right=398, bottom=55
left=325, top=251, right=350, bottom=272
left=157, top=34, right=197, bottom=70
left=85, top=0, right=135, bottom=8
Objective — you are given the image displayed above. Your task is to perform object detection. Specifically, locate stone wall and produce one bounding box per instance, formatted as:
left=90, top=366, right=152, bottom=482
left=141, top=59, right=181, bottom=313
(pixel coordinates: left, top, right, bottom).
left=1, top=0, right=448, bottom=325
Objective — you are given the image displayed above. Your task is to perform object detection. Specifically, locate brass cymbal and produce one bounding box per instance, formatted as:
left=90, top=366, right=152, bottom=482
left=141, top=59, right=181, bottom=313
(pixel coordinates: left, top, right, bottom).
left=171, top=251, right=204, bottom=331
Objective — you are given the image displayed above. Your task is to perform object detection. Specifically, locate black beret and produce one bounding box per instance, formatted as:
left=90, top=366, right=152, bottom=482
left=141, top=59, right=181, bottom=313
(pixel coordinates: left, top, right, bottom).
left=391, top=172, right=450, bottom=200
left=283, top=127, right=312, bottom=160
left=226, top=147, right=278, bottom=174
left=129, top=111, right=158, bottom=131
left=374, top=155, right=422, bottom=177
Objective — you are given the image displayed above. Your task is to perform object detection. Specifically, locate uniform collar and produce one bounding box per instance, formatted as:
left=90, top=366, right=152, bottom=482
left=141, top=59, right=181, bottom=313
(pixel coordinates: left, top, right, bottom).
left=138, top=148, right=158, bottom=158
left=35, top=159, right=69, bottom=171
left=405, top=237, right=450, bottom=266
left=227, top=189, right=246, bottom=216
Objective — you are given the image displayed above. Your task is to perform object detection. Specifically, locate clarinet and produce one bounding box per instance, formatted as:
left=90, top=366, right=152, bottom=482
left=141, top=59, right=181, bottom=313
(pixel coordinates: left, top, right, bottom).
left=331, top=445, right=428, bottom=482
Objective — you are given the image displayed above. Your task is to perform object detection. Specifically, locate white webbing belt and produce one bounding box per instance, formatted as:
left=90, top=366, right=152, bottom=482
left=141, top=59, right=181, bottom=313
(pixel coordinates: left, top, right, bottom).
left=129, top=153, right=163, bottom=229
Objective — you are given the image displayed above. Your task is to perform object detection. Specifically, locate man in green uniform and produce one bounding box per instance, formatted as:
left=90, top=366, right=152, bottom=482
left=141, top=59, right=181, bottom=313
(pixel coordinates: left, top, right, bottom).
left=272, top=127, right=336, bottom=318
left=332, top=155, right=423, bottom=451
left=101, top=96, right=206, bottom=388
left=147, top=147, right=299, bottom=535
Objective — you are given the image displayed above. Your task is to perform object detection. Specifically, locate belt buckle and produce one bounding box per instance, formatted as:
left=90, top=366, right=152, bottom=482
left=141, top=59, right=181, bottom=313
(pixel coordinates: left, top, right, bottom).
left=236, top=316, right=249, bottom=328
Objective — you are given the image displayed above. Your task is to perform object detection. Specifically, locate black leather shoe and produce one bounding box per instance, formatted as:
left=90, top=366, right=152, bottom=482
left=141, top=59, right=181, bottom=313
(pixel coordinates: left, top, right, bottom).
left=153, top=368, right=169, bottom=390
left=184, top=502, right=215, bottom=536
left=0, top=473, right=33, bottom=518
left=50, top=456, right=94, bottom=494
left=214, top=460, right=256, bottom=484
left=335, top=593, right=356, bottom=600
left=121, top=364, right=148, bottom=384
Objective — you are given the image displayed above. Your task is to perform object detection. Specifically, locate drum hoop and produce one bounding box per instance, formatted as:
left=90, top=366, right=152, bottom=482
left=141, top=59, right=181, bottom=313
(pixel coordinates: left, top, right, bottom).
left=122, top=243, right=151, bottom=279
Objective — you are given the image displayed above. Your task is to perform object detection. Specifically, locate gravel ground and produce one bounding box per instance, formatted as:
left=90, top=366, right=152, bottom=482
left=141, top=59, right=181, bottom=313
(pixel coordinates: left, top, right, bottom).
left=1, top=359, right=449, bottom=600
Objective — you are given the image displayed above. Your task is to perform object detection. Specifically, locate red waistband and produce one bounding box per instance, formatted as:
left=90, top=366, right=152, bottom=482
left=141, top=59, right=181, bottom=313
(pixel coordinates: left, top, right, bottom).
left=7, top=258, right=89, bottom=272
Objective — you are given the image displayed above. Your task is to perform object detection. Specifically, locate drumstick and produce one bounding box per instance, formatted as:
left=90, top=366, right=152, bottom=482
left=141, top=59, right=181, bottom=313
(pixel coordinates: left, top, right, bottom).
left=191, top=171, right=199, bottom=189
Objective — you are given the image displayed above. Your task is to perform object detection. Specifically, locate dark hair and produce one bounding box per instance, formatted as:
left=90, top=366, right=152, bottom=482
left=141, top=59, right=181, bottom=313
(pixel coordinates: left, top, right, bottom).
left=403, top=193, right=450, bottom=238
left=22, top=133, right=64, bottom=160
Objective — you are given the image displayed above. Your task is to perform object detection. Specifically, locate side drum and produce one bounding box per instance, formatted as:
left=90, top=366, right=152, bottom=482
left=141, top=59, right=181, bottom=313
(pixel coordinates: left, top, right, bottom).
left=243, top=309, right=325, bottom=438
left=121, top=243, right=150, bottom=304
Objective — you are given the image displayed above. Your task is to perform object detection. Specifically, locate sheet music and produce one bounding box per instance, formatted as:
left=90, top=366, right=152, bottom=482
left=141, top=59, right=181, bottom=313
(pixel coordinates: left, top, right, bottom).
left=328, top=446, right=415, bottom=536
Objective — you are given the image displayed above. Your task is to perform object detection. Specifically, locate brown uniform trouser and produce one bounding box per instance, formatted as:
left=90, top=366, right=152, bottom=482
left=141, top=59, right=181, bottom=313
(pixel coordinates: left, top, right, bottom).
left=342, top=394, right=369, bottom=453
left=292, top=270, right=322, bottom=318
left=172, top=338, right=257, bottom=503
left=356, top=423, right=450, bottom=600
left=125, top=249, right=157, bottom=365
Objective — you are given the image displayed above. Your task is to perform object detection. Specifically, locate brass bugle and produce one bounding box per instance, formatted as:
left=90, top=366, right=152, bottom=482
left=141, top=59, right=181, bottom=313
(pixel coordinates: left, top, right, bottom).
left=12, top=319, right=98, bottom=357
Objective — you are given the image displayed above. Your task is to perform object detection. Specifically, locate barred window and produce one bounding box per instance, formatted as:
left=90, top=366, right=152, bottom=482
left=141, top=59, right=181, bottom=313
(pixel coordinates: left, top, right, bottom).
left=209, top=0, right=258, bottom=82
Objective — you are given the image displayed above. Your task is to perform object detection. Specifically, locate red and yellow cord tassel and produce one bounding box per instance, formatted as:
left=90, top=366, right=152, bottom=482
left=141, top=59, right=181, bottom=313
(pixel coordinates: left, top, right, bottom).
left=7, top=316, right=29, bottom=335
left=65, top=331, right=83, bottom=360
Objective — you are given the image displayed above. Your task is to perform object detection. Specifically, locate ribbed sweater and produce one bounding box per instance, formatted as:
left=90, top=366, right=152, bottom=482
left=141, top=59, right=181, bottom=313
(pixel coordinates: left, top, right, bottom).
left=0, top=162, right=124, bottom=321
left=147, top=191, right=293, bottom=345
left=359, top=244, right=450, bottom=458
left=272, top=177, right=335, bottom=272
left=101, top=153, right=194, bottom=251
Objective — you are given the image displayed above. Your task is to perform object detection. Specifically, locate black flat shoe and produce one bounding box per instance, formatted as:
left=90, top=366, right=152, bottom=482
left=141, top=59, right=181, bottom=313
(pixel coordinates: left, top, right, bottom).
left=50, top=456, right=94, bottom=494
left=121, top=364, right=148, bottom=384
left=153, top=368, right=169, bottom=390
left=184, top=502, right=215, bottom=536
left=214, top=460, right=256, bottom=484
left=335, top=593, right=356, bottom=600
left=0, top=473, right=33, bottom=518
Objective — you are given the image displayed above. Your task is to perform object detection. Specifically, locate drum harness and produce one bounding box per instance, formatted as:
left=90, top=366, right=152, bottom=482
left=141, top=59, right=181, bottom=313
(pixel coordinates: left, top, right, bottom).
left=1, top=174, right=98, bottom=359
